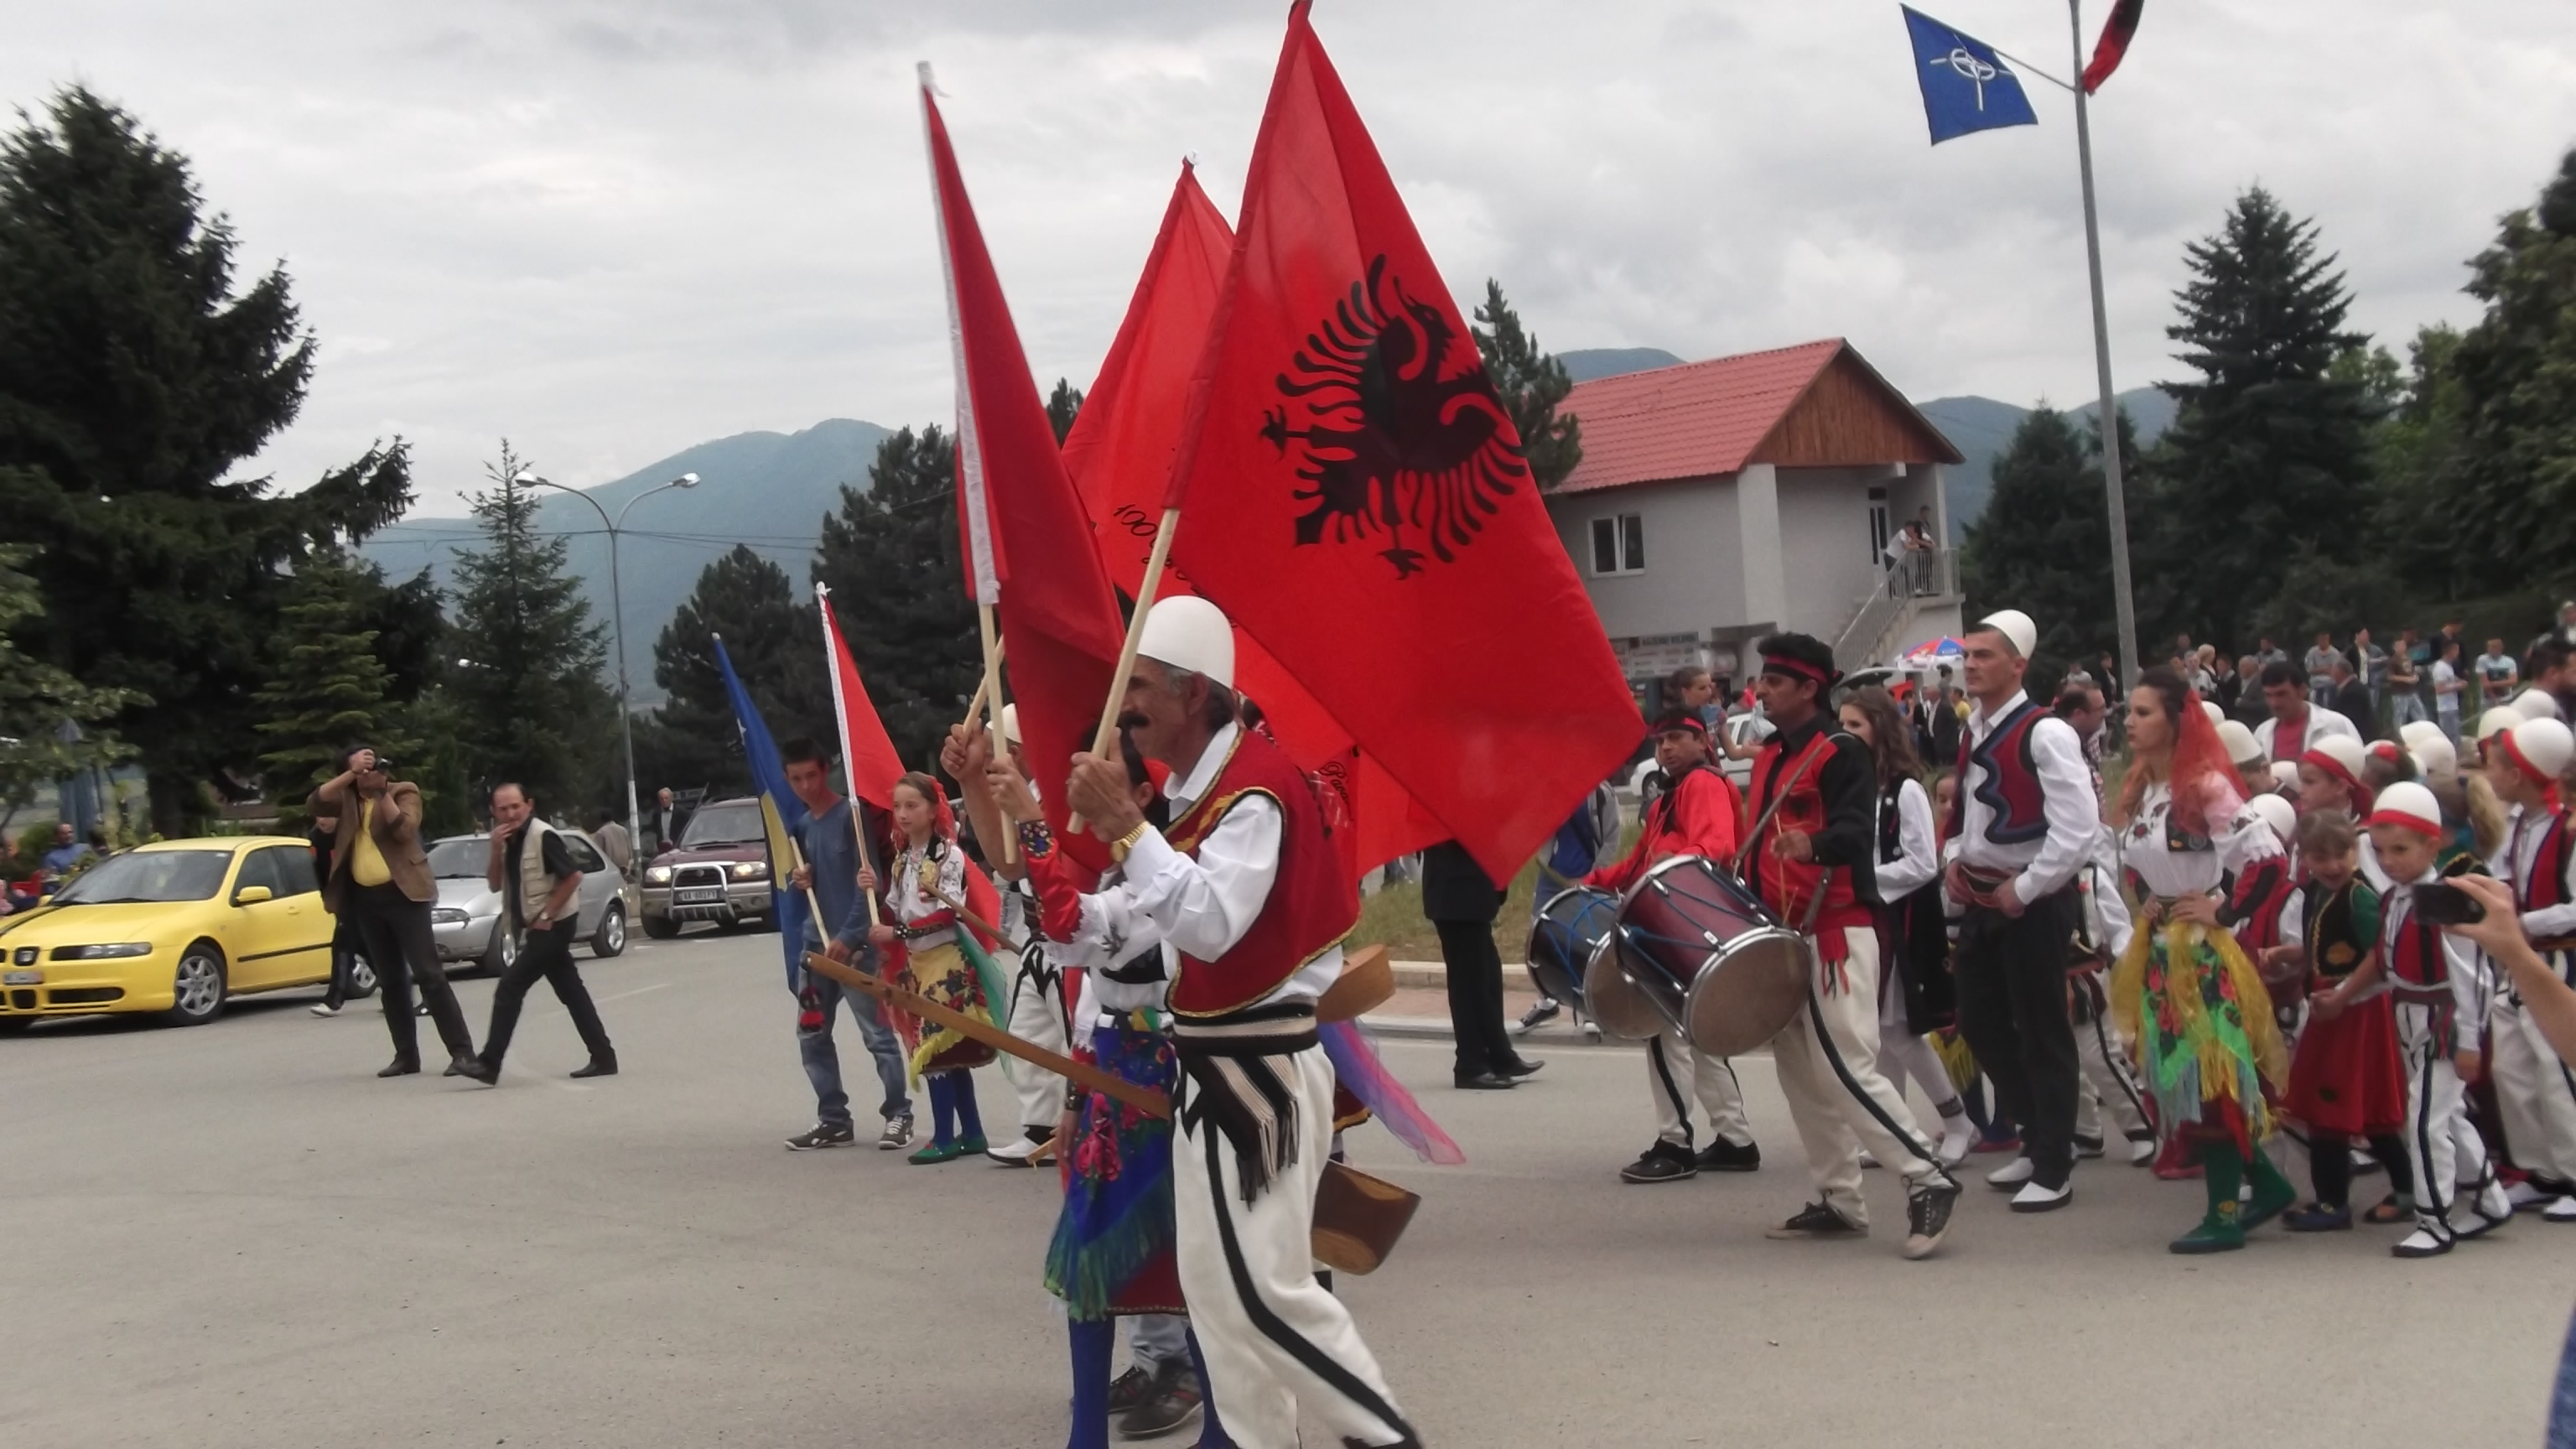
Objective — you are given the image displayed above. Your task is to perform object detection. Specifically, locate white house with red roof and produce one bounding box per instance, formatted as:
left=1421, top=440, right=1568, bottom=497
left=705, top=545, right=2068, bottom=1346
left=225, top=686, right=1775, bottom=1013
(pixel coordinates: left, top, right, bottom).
left=1546, top=339, right=1966, bottom=696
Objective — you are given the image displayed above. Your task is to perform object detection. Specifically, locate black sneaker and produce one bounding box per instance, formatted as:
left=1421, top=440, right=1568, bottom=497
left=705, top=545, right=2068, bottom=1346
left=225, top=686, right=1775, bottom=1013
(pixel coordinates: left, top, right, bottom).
left=1116, top=1365, right=1203, bottom=1438
left=2073, top=1132, right=2106, bottom=1160
left=1514, top=998, right=1561, bottom=1034
left=786, top=1122, right=857, bottom=1151
left=1767, top=1201, right=1866, bottom=1239
left=878, top=1115, right=915, bottom=1150
left=1903, top=1177, right=1962, bottom=1259
left=1619, top=1140, right=1697, bottom=1184
left=1104, top=1364, right=1158, bottom=1415
left=1694, top=1137, right=1762, bottom=1173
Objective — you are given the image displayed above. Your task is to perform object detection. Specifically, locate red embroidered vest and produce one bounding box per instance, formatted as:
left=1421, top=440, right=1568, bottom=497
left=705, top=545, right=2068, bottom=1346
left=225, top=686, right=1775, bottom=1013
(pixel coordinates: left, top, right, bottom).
left=1747, top=727, right=1868, bottom=953
left=1947, top=699, right=2053, bottom=845
left=1163, top=728, right=1361, bottom=1018
left=2383, top=890, right=2450, bottom=990
left=2516, top=808, right=2573, bottom=914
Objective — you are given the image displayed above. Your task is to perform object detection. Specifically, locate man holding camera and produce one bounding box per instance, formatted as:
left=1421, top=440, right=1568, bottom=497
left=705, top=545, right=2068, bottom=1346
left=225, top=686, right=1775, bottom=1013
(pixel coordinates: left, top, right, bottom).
left=310, top=745, right=477, bottom=1077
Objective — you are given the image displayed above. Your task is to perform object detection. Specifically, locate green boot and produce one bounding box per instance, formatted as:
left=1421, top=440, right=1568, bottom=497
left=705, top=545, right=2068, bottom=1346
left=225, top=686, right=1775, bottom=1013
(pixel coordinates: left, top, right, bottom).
left=2170, top=1145, right=2247, bottom=1254
left=2242, top=1146, right=2297, bottom=1231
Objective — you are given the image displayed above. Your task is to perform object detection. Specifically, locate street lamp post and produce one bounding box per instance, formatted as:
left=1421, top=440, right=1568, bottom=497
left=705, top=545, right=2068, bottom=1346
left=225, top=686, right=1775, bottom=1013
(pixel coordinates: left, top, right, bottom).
left=514, top=469, right=699, bottom=879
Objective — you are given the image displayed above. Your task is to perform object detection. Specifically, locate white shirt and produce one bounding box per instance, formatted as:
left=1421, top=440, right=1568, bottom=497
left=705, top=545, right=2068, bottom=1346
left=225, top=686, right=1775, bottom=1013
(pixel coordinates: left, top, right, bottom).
left=2433, top=660, right=2464, bottom=712
left=2384, top=870, right=2490, bottom=1024
left=1878, top=776, right=1939, bottom=899
left=2251, top=705, right=2360, bottom=763
left=1946, top=688, right=2099, bottom=901
left=1078, top=723, right=1343, bottom=1007
left=885, top=837, right=965, bottom=949
left=2114, top=778, right=2278, bottom=902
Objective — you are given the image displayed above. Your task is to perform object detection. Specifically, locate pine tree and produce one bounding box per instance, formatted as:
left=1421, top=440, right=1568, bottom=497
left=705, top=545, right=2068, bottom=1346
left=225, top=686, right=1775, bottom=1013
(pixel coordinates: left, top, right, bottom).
left=641, top=545, right=828, bottom=796
left=0, top=86, right=412, bottom=832
left=813, top=426, right=980, bottom=773
left=446, top=444, right=615, bottom=811
left=1046, top=378, right=1084, bottom=445
left=2149, top=187, right=2374, bottom=648
left=251, top=552, right=420, bottom=821
left=0, top=546, right=138, bottom=818
left=1471, top=280, right=1583, bottom=490
left=2438, top=149, right=2576, bottom=589
left=2371, top=325, right=2475, bottom=598
left=1961, top=405, right=2153, bottom=680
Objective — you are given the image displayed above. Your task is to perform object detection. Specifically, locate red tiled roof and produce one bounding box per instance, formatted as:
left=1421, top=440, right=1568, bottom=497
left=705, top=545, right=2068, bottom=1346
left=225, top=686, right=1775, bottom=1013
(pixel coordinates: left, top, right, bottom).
left=1553, top=339, right=1958, bottom=495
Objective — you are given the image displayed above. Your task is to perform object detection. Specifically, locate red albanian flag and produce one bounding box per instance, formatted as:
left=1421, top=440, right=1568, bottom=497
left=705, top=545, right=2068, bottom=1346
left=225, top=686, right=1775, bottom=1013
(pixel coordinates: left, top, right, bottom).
left=1163, top=1, right=1638, bottom=883
left=816, top=584, right=906, bottom=812
left=1064, top=159, right=1447, bottom=878
left=919, top=74, right=1127, bottom=838
left=2080, top=0, right=2144, bottom=94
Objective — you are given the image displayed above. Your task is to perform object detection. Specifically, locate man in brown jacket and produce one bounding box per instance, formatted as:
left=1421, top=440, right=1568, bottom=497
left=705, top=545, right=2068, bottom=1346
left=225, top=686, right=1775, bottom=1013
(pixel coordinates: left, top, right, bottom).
left=311, top=745, right=476, bottom=1077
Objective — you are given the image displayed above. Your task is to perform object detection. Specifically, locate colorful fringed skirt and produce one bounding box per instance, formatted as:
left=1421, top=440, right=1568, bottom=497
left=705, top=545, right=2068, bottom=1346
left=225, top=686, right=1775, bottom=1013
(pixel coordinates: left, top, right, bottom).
left=2110, top=917, right=2288, bottom=1154
left=1046, top=1019, right=1183, bottom=1320
left=2283, top=984, right=2405, bottom=1137
left=895, top=941, right=1000, bottom=1079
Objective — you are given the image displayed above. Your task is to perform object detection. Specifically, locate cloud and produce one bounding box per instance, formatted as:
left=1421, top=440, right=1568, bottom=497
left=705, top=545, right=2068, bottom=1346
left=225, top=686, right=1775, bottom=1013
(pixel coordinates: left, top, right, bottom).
left=9, top=0, right=2574, bottom=510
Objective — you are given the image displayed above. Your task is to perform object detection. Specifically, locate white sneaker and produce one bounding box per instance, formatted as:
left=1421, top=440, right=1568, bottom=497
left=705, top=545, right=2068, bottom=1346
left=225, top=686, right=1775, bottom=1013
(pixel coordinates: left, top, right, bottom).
left=309, top=1002, right=341, bottom=1017
left=1987, top=1156, right=2035, bottom=1190
left=2008, top=1180, right=2073, bottom=1213
left=986, top=1134, right=1046, bottom=1167
left=2544, top=1196, right=2576, bottom=1223
left=2392, top=1226, right=2453, bottom=1259
left=2508, top=1179, right=2553, bottom=1211
left=1937, top=1119, right=1975, bottom=1167
left=2127, top=1135, right=2158, bottom=1166
left=2460, top=1181, right=2515, bottom=1238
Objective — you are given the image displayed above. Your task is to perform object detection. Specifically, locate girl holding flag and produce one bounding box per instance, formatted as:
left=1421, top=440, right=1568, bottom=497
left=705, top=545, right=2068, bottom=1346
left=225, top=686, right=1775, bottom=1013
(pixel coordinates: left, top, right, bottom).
left=862, top=771, right=1010, bottom=1165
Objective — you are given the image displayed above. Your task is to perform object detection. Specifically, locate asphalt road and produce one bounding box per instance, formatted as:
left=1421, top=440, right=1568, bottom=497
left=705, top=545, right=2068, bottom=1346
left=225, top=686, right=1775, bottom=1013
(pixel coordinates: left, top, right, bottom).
left=3, top=927, right=2566, bottom=1447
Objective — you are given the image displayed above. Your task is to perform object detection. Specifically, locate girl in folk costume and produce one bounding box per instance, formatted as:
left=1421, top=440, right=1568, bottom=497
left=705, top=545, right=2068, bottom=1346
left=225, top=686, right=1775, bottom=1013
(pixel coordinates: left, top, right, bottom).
left=2106, top=667, right=2299, bottom=1253
left=1839, top=687, right=1978, bottom=1165
left=2314, top=782, right=2513, bottom=1256
left=2293, top=734, right=2392, bottom=891
left=863, top=771, right=1007, bottom=1166
left=2481, top=717, right=2576, bottom=1222
left=2266, top=809, right=2415, bottom=1231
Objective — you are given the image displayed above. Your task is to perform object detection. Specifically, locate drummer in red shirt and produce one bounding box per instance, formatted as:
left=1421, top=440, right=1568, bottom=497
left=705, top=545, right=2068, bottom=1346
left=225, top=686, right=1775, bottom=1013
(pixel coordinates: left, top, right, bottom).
left=1593, top=714, right=1765, bottom=1183
left=1743, top=633, right=1962, bottom=1259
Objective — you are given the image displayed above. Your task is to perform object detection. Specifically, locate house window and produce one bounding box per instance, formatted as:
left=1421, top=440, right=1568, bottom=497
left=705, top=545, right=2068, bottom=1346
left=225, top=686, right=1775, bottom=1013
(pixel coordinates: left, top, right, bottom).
left=1591, top=513, right=1644, bottom=575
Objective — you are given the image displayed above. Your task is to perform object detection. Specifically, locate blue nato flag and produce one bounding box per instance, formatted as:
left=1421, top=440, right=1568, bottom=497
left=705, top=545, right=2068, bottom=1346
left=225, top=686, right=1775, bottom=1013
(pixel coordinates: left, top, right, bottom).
left=1902, top=5, right=2039, bottom=144
left=713, top=634, right=812, bottom=972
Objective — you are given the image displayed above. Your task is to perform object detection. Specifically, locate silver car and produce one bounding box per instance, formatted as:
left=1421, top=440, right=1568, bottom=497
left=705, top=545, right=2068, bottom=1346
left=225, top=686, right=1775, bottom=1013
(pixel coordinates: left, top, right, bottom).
left=424, top=832, right=630, bottom=974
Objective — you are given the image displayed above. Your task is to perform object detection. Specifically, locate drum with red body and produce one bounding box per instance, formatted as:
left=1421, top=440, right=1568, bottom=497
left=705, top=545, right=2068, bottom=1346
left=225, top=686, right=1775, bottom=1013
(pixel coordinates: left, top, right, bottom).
left=1584, top=856, right=1813, bottom=1056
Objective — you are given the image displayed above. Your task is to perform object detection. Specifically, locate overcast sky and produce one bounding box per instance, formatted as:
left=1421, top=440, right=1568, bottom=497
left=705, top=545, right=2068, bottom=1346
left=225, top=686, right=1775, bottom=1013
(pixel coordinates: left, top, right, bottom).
left=11, top=1, right=2573, bottom=512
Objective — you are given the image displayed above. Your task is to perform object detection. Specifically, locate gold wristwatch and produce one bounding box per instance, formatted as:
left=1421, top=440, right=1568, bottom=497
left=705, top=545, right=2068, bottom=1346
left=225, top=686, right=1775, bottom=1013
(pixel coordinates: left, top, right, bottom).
left=1109, top=818, right=1151, bottom=865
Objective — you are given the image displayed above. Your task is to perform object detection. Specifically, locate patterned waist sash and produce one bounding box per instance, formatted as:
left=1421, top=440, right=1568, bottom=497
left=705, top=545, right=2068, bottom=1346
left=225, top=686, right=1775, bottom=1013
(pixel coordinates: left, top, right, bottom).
left=1172, top=1000, right=1318, bottom=1207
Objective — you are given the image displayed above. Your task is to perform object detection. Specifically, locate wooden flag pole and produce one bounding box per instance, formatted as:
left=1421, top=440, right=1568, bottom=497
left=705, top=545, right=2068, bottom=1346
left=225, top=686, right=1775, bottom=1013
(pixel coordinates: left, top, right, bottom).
left=972, top=603, right=1017, bottom=864
left=931, top=886, right=1015, bottom=953
left=1067, top=506, right=1181, bottom=834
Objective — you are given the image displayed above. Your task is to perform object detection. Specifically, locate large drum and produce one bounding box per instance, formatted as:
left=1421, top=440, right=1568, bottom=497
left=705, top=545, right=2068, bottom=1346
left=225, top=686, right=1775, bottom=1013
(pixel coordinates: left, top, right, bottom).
left=1584, top=857, right=1814, bottom=1056
left=1524, top=886, right=1618, bottom=1015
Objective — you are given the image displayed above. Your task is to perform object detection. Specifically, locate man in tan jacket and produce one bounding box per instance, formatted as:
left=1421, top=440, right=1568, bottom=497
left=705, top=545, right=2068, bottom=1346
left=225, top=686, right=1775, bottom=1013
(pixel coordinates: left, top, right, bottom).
left=311, top=745, right=476, bottom=1077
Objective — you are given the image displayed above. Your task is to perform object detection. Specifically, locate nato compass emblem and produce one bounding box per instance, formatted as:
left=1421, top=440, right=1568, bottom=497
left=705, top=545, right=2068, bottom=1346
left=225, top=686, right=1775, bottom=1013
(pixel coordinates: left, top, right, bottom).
left=1928, top=45, right=2008, bottom=111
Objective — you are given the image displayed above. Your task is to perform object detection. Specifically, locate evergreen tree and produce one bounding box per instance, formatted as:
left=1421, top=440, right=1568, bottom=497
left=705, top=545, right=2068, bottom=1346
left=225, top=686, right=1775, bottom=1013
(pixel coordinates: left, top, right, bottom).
left=1961, top=405, right=2153, bottom=680
left=1471, top=280, right=1583, bottom=490
left=2148, top=187, right=2373, bottom=649
left=0, top=86, right=411, bottom=832
left=251, top=552, right=421, bottom=822
left=813, top=426, right=979, bottom=773
left=446, top=444, right=615, bottom=811
left=641, top=545, right=828, bottom=797
left=2438, top=149, right=2576, bottom=589
left=0, top=546, right=139, bottom=819
left=1046, top=378, right=1084, bottom=445
left=2371, top=325, right=2475, bottom=598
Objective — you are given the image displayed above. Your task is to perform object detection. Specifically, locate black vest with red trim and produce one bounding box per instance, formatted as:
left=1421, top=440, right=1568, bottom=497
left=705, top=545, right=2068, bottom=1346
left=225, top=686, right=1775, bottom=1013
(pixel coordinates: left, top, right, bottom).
left=1162, top=728, right=1361, bottom=1019
left=2515, top=807, right=2574, bottom=916
left=1948, top=697, right=2054, bottom=846
left=1747, top=723, right=1870, bottom=952
left=2381, top=886, right=2455, bottom=1009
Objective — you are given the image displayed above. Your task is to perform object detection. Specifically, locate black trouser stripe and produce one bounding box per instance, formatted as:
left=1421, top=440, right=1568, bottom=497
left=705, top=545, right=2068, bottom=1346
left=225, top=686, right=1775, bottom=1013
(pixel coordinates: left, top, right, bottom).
left=1648, top=1036, right=1692, bottom=1146
left=2412, top=1036, right=2454, bottom=1234
left=1197, top=1122, right=1413, bottom=1443
left=2087, top=1010, right=2151, bottom=1125
left=1805, top=972, right=1938, bottom=1168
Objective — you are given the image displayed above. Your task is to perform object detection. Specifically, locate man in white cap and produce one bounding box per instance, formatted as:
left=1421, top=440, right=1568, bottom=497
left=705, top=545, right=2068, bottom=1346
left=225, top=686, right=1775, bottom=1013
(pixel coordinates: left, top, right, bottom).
left=2483, top=716, right=2576, bottom=1220
left=2251, top=659, right=2360, bottom=766
left=1941, top=609, right=2100, bottom=1212
left=1061, top=595, right=1415, bottom=1449
left=979, top=703, right=1074, bottom=1168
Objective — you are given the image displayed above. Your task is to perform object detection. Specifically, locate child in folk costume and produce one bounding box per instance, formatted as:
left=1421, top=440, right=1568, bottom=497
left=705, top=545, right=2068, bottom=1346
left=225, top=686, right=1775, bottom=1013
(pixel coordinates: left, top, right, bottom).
left=2217, top=719, right=2273, bottom=803
left=2267, top=811, right=2415, bottom=1231
left=2106, top=668, right=2300, bottom=1254
left=2314, top=782, right=2514, bottom=1257
left=2482, top=717, right=2576, bottom=1221
left=862, top=771, right=1007, bottom=1166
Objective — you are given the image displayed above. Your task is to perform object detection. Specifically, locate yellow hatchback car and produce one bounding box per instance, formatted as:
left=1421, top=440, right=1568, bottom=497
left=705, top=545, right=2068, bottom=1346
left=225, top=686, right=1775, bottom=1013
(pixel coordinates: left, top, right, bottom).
left=0, top=837, right=361, bottom=1030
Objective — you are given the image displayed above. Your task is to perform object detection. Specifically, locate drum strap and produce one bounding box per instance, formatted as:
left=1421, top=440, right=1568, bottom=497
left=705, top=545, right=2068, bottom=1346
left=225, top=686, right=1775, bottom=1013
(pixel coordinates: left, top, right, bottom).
left=1739, top=748, right=1827, bottom=889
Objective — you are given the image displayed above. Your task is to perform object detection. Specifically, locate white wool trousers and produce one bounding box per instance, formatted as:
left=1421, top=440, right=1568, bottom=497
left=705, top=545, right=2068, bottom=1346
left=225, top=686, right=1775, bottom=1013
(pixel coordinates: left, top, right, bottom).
left=1769, top=926, right=1947, bottom=1226
left=2491, top=989, right=2576, bottom=1187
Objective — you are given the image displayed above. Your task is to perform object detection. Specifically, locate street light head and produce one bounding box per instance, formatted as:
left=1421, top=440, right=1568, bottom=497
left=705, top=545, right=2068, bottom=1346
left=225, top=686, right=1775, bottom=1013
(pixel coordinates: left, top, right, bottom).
left=673, top=472, right=700, bottom=488
left=512, top=470, right=548, bottom=487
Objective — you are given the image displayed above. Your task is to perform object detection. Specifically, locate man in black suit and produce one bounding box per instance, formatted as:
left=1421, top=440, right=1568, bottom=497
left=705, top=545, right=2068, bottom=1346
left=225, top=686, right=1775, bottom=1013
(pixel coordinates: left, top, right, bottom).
left=1421, top=840, right=1541, bottom=1090
left=647, top=787, right=688, bottom=856
left=2326, top=652, right=2378, bottom=740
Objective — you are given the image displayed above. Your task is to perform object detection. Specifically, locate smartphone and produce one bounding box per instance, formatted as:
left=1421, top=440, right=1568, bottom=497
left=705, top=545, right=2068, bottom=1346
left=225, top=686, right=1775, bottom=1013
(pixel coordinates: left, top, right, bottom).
left=2412, top=881, right=2487, bottom=927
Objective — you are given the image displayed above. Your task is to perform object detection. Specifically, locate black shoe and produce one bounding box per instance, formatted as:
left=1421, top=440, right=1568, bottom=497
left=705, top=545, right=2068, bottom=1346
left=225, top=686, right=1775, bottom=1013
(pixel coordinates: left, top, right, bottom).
left=569, top=1056, right=618, bottom=1079
left=1499, top=1057, right=1545, bottom=1079
left=2074, top=1132, right=2106, bottom=1159
left=1104, top=1364, right=1158, bottom=1415
left=457, top=1055, right=499, bottom=1086
left=786, top=1122, right=859, bottom=1151
left=1115, top=1365, right=1203, bottom=1438
left=1452, top=1070, right=1518, bottom=1090
left=1904, top=1178, right=1962, bottom=1259
left=377, top=1057, right=421, bottom=1078
left=1620, top=1140, right=1697, bottom=1184
left=1694, top=1137, right=1762, bottom=1172
left=1767, top=1200, right=1867, bottom=1239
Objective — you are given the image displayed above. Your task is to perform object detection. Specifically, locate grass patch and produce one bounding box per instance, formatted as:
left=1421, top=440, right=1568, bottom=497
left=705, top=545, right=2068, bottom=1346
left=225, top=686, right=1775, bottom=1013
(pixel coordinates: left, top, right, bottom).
left=1353, top=825, right=1640, bottom=963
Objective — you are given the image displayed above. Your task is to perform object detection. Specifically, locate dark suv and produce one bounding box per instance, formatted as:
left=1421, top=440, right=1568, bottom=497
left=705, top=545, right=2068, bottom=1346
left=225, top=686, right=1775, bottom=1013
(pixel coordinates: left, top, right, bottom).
left=639, top=797, right=776, bottom=938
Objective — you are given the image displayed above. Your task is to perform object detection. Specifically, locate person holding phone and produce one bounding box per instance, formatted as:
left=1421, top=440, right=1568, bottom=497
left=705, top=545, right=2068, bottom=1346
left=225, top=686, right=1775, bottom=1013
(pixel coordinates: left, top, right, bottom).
left=309, top=744, right=477, bottom=1078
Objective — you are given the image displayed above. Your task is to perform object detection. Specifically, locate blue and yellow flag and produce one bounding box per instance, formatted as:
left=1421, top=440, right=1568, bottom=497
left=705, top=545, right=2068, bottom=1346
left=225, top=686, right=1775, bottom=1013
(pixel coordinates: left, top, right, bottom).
left=1903, top=6, right=2038, bottom=145
left=714, top=635, right=811, bottom=974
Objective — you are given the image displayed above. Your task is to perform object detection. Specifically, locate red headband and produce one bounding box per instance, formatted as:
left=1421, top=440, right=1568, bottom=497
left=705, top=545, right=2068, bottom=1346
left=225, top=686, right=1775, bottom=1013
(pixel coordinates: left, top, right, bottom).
left=2364, top=803, right=2444, bottom=839
left=2300, top=748, right=2376, bottom=814
left=1761, top=655, right=1835, bottom=687
left=2499, top=730, right=2567, bottom=813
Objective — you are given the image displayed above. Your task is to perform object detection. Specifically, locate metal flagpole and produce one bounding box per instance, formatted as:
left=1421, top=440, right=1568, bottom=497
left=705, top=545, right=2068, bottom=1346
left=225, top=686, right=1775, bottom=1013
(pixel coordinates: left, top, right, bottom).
left=2069, top=0, right=2141, bottom=692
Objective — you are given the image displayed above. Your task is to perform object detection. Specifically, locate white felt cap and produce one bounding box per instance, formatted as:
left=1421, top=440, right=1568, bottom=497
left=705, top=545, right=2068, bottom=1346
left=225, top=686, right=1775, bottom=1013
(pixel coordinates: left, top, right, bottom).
left=2303, top=733, right=2368, bottom=783
left=2270, top=760, right=2303, bottom=791
left=2216, top=719, right=2262, bottom=766
left=2200, top=700, right=2226, bottom=725
left=2476, top=707, right=2523, bottom=743
left=2513, top=688, right=2563, bottom=721
left=2366, top=781, right=2444, bottom=838
left=2509, top=716, right=2575, bottom=780
left=2399, top=719, right=2445, bottom=755
left=1977, top=609, right=2037, bottom=659
left=2246, top=792, right=2296, bottom=844
left=999, top=703, right=1021, bottom=748
left=1138, top=595, right=1235, bottom=688
left=2408, top=731, right=2458, bottom=780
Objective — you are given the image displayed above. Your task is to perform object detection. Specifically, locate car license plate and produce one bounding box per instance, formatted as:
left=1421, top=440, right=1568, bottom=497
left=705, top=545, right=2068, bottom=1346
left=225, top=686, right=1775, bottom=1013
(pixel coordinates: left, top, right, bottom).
left=3, top=969, right=39, bottom=985
left=677, top=888, right=722, bottom=904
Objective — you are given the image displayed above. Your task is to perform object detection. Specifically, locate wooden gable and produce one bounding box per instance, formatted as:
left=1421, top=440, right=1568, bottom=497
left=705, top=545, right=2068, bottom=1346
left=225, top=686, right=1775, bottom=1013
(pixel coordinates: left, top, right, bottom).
left=1747, top=351, right=1964, bottom=469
